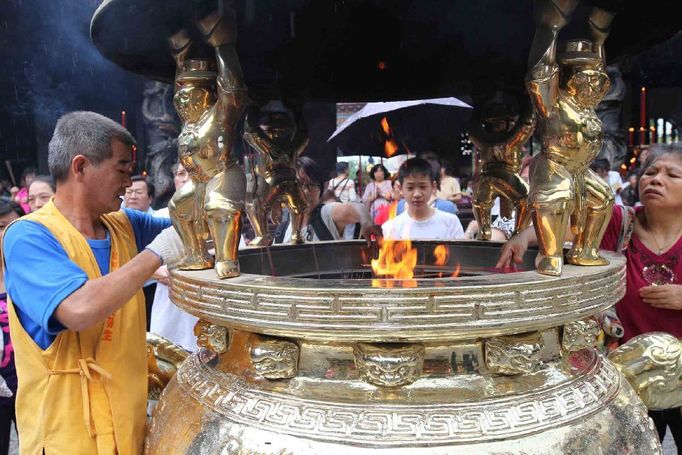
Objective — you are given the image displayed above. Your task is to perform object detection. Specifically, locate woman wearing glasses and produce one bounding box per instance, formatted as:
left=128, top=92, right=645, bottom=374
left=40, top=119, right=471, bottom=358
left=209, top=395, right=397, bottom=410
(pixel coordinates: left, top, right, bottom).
left=275, top=157, right=380, bottom=243
left=497, top=143, right=682, bottom=445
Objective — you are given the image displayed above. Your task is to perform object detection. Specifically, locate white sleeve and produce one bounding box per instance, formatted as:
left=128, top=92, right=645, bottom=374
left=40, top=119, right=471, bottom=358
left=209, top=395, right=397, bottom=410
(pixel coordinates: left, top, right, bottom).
left=382, top=218, right=396, bottom=240
left=154, top=226, right=185, bottom=265
left=450, top=216, right=465, bottom=239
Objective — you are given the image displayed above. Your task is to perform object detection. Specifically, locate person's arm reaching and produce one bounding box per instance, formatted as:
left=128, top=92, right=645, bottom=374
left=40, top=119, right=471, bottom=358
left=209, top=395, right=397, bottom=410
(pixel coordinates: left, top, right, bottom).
left=495, top=226, right=537, bottom=269
left=54, top=250, right=162, bottom=331
left=331, top=202, right=382, bottom=240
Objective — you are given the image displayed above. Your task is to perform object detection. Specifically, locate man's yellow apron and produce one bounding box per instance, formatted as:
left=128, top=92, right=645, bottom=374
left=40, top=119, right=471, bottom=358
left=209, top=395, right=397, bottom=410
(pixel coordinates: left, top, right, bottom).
left=5, top=200, right=147, bottom=454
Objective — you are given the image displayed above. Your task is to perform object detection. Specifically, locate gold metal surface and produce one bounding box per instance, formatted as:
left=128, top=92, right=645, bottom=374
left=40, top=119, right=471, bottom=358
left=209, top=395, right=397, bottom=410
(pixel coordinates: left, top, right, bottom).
left=168, top=249, right=626, bottom=342
left=485, top=332, right=543, bottom=375
left=249, top=337, right=300, bottom=380
left=168, top=8, right=248, bottom=278
left=609, top=332, right=682, bottom=411
left=147, top=348, right=660, bottom=454
left=353, top=343, right=424, bottom=387
left=143, top=242, right=663, bottom=453
left=470, top=96, right=535, bottom=240
left=244, top=106, right=309, bottom=246
left=146, top=333, right=188, bottom=400
left=561, top=318, right=600, bottom=352
left=526, top=0, right=615, bottom=276
left=194, top=319, right=229, bottom=354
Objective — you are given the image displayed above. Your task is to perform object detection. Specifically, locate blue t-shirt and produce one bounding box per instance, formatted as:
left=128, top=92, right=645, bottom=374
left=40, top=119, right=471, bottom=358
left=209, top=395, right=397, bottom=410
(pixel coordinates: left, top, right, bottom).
left=396, top=198, right=458, bottom=215
left=3, top=209, right=170, bottom=349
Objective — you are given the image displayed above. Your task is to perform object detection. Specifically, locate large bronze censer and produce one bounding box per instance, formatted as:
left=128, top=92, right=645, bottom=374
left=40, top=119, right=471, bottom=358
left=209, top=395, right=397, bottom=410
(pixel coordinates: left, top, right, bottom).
left=90, top=0, right=682, bottom=453
left=141, top=241, right=661, bottom=453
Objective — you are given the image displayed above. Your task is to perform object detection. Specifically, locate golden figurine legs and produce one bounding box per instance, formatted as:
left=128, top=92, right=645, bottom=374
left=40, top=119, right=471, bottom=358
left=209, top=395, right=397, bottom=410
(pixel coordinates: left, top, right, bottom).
left=245, top=175, right=272, bottom=247
left=532, top=201, right=572, bottom=276
left=472, top=202, right=493, bottom=240
left=473, top=171, right=529, bottom=240
left=277, top=181, right=307, bottom=245
left=168, top=180, right=213, bottom=270
left=472, top=175, right=495, bottom=240
left=566, top=170, right=614, bottom=266
left=513, top=197, right=532, bottom=237
left=205, top=166, right=246, bottom=279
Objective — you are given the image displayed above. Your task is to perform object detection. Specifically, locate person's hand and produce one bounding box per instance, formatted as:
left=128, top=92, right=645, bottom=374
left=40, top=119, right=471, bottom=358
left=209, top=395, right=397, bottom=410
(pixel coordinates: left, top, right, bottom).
left=152, top=265, right=171, bottom=286
left=9, top=186, right=18, bottom=197
left=146, top=226, right=185, bottom=266
left=640, top=284, right=682, bottom=310
left=495, top=233, right=530, bottom=270
left=360, top=224, right=383, bottom=242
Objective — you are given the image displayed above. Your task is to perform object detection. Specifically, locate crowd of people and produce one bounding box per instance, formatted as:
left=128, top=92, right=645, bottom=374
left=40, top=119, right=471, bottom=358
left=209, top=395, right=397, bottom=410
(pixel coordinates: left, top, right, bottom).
left=0, top=108, right=680, bottom=454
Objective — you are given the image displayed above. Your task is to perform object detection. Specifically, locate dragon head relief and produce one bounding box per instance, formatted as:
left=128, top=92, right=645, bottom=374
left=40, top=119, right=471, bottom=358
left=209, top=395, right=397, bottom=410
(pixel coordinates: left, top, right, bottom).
left=354, top=343, right=425, bottom=387
left=250, top=339, right=300, bottom=379
left=485, top=332, right=544, bottom=375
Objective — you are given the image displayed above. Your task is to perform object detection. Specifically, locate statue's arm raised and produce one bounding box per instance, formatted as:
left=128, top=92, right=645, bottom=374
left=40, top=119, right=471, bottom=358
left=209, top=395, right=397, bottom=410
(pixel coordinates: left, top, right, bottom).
left=526, top=0, right=579, bottom=118
left=290, top=106, right=310, bottom=158
left=195, top=8, right=247, bottom=114
left=169, top=28, right=192, bottom=81
left=243, top=107, right=273, bottom=154
left=587, top=6, right=615, bottom=61
left=506, top=95, right=536, bottom=150
left=468, top=107, right=491, bottom=151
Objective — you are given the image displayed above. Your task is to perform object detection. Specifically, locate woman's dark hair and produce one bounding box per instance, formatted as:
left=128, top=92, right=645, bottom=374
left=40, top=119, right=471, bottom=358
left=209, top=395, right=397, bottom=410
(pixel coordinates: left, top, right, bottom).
left=335, top=161, right=349, bottom=175
left=638, top=144, right=682, bottom=179
left=297, top=156, right=326, bottom=193
left=0, top=199, right=25, bottom=217
left=30, top=175, right=56, bottom=193
left=20, top=167, right=36, bottom=185
left=369, top=164, right=390, bottom=181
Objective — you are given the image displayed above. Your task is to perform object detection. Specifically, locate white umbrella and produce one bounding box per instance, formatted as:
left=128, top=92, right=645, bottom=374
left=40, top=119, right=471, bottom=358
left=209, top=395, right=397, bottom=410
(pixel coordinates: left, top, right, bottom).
left=330, top=97, right=471, bottom=140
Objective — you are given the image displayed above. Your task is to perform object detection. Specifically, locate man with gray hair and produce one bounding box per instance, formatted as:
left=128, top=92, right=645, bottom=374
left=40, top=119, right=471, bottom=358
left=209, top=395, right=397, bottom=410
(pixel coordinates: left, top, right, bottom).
left=2, top=111, right=177, bottom=454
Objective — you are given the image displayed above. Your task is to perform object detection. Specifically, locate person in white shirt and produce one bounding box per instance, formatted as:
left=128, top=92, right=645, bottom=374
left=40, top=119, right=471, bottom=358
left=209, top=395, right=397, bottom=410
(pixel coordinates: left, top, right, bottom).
left=382, top=158, right=464, bottom=240
left=327, top=161, right=358, bottom=203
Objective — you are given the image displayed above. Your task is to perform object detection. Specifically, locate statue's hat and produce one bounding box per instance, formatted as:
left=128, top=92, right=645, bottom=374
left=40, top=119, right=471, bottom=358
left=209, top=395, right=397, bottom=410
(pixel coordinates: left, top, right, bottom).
left=176, top=59, right=217, bottom=83
left=557, top=40, right=602, bottom=65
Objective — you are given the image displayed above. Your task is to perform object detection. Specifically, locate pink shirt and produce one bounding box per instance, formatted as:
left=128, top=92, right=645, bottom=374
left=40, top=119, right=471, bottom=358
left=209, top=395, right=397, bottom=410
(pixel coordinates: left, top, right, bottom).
left=15, top=187, right=30, bottom=213
left=601, top=206, right=682, bottom=342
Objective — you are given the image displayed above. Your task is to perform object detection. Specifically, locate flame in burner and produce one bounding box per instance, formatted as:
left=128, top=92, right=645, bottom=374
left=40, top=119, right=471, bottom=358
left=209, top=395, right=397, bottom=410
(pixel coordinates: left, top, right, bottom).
left=380, top=116, right=400, bottom=157
left=451, top=262, right=461, bottom=277
left=371, top=238, right=417, bottom=288
left=434, top=244, right=461, bottom=277
left=433, top=245, right=448, bottom=266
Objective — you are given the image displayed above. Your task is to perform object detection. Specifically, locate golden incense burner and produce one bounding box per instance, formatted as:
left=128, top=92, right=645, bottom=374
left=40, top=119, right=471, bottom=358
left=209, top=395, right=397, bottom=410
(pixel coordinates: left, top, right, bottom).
left=145, top=241, right=661, bottom=454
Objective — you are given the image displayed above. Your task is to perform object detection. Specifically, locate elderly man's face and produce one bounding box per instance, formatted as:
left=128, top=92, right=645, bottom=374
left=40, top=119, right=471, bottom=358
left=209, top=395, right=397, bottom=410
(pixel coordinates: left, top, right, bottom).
left=124, top=180, right=152, bottom=212
left=87, top=139, right=133, bottom=214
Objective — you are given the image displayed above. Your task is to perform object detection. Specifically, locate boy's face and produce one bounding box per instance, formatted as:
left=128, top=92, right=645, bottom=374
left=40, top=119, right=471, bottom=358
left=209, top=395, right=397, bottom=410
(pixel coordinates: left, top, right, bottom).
left=401, top=174, right=436, bottom=215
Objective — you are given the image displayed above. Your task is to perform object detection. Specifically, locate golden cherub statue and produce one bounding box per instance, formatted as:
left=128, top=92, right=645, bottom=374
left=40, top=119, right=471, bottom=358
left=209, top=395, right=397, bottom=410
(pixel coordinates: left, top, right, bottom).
left=168, top=7, right=248, bottom=278
left=243, top=102, right=308, bottom=246
left=470, top=93, right=535, bottom=240
left=526, top=0, right=615, bottom=276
